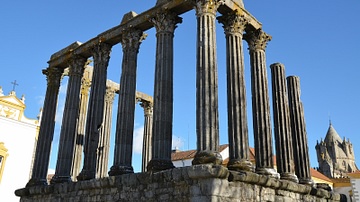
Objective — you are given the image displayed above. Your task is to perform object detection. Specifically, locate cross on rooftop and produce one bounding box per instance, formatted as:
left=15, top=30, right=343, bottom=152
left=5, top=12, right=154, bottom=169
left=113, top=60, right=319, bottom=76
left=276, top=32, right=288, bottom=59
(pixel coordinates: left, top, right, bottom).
left=11, top=80, right=18, bottom=91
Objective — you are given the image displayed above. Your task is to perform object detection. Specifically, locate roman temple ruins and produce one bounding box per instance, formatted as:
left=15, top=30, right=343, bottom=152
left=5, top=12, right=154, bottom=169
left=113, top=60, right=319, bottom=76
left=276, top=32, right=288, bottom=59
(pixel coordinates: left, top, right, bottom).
left=16, top=0, right=345, bottom=201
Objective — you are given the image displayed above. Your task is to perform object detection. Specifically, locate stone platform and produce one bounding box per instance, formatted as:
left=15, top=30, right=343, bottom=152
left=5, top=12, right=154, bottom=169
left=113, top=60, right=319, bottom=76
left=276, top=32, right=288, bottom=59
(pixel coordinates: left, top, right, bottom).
left=15, top=165, right=341, bottom=202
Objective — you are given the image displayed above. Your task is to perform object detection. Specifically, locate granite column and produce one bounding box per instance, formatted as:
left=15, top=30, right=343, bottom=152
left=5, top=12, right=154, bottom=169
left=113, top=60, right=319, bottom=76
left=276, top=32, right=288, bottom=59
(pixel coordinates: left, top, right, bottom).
left=147, top=12, right=181, bottom=172
left=51, top=56, right=87, bottom=184
left=192, top=0, right=222, bottom=165
left=270, top=63, right=298, bottom=182
left=287, top=76, right=314, bottom=185
left=71, top=70, right=91, bottom=181
left=140, top=100, right=153, bottom=172
left=96, top=87, right=115, bottom=178
left=77, top=43, right=112, bottom=181
left=218, top=12, right=253, bottom=171
left=109, top=29, right=146, bottom=175
left=244, top=29, right=278, bottom=177
left=26, top=66, right=63, bottom=187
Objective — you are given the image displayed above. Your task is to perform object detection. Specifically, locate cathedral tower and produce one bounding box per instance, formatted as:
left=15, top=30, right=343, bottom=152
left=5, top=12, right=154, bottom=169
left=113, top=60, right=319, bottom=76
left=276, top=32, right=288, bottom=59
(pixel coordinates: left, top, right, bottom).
left=315, top=123, right=358, bottom=178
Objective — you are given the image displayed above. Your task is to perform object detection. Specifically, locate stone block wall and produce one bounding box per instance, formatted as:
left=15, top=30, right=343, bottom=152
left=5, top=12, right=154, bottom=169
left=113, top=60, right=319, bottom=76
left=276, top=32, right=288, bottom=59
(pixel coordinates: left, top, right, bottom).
left=16, top=165, right=342, bottom=202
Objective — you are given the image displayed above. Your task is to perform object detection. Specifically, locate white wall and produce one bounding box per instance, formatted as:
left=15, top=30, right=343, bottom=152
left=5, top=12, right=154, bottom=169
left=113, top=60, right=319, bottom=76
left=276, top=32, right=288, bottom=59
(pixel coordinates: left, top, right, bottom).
left=0, top=116, right=37, bottom=202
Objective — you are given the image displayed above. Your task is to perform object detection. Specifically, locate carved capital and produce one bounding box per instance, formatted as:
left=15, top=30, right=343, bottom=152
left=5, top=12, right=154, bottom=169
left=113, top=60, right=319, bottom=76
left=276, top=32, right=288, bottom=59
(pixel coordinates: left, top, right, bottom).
left=194, top=0, right=223, bottom=16
left=121, top=29, right=147, bottom=53
left=217, top=12, right=248, bottom=35
left=104, top=88, right=116, bottom=104
left=244, top=29, right=272, bottom=51
left=68, top=55, right=87, bottom=77
left=91, top=43, right=112, bottom=67
left=140, top=100, right=153, bottom=116
left=151, top=11, right=182, bottom=34
left=42, top=67, right=64, bottom=88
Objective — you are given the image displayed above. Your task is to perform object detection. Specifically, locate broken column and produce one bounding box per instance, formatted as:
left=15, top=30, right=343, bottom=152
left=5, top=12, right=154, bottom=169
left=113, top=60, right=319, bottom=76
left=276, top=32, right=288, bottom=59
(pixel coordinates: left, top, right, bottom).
left=192, top=0, right=222, bottom=165
left=244, top=29, right=277, bottom=178
left=109, top=28, right=146, bottom=176
left=77, top=42, right=112, bottom=181
left=270, top=63, right=298, bottom=182
left=147, top=11, right=181, bottom=172
left=217, top=12, right=253, bottom=171
left=26, top=66, right=64, bottom=187
left=51, top=56, right=87, bottom=184
left=287, top=76, right=314, bottom=185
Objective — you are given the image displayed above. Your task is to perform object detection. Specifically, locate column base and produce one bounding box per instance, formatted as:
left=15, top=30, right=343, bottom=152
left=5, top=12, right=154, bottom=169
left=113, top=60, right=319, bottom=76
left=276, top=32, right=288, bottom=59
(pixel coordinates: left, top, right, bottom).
left=280, top=172, right=298, bottom=183
left=192, top=150, right=223, bottom=165
left=26, top=178, right=48, bottom=187
left=299, top=177, right=315, bottom=187
left=108, top=165, right=134, bottom=176
left=227, top=159, right=255, bottom=172
left=50, top=175, right=72, bottom=184
left=147, top=159, right=175, bottom=172
left=77, top=169, right=95, bottom=181
left=256, top=167, right=280, bottom=179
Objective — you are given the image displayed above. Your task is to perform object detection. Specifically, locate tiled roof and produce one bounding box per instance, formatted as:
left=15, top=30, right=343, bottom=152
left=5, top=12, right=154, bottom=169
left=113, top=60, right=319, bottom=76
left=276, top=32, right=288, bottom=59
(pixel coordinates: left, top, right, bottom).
left=171, top=144, right=229, bottom=161
left=310, top=168, right=331, bottom=182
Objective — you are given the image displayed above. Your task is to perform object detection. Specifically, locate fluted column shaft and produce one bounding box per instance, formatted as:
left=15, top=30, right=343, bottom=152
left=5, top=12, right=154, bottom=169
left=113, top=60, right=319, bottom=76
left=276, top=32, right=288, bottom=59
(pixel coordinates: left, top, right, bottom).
left=244, top=29, right=277, bottom=177
left=26, top=67, right=63, bottom=187
left=218, top=12, right=253, bottom=171
left=51, top=56, right=87, bottom=184
left=109, top=29, right=145, bottom=176
left=96, top=87, right=115, bottom=178
left=147, top=12, right=181, bottom=172
left=71, top=72, right=91, bottom=181
left=270, top=63, right=298, bottom=182
left=140, top=101, right=153, bottom=172
left=287, top=76, right=313, bottom=185
left=77, top=43, right=111, bottom=181
left=192, top=0, right=222, bottom=165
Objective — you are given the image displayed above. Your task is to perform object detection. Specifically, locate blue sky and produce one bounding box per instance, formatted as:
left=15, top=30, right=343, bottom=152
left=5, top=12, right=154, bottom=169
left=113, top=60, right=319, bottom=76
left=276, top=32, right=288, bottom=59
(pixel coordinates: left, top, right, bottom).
left=1, top=1, right=359, bottom=173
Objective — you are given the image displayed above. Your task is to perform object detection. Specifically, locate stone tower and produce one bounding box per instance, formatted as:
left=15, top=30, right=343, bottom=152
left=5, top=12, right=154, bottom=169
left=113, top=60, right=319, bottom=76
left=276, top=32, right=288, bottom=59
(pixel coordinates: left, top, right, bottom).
left=315, top=123, right=358, bottom=178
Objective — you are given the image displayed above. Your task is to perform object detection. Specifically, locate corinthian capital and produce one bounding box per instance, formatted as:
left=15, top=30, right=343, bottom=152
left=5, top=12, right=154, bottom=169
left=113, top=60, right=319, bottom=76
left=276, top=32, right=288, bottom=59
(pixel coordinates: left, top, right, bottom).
left=42, top=67, right=64, bottom=88
left=140, top=100, right=153, bottom=116
left=244, top=29, right=272, bottom=51
left=92, top=43, right=112, bottom=67
left=194, top=0, right=224, bottom=16
left=217, top=12, right=248, bottom=35
left=104, top=88, right=116, bottom=104
left=150, top=11, right=182, bottom=33
left=121, top=29, right=147, bottom=53
left=68, top=55, right=87, bottom=77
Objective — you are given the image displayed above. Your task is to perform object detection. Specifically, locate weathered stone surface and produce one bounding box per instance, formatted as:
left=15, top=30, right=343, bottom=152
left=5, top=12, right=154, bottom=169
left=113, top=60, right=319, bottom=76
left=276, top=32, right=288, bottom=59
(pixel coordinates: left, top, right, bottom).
left=17, top=166, right=340, bottom=202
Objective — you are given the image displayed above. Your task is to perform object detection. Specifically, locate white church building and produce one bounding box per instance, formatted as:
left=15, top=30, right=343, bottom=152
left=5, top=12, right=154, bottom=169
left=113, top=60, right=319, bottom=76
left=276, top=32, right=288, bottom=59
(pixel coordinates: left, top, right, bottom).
left=0, top=86, right=40, bottom=201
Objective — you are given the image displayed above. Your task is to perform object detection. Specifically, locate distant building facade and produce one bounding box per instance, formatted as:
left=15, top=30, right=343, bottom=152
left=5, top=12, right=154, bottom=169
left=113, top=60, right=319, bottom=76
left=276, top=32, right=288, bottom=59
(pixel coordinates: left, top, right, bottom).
left=0, top=87, right=40, bottom=201
left=315, top=123, right=358, bottom=178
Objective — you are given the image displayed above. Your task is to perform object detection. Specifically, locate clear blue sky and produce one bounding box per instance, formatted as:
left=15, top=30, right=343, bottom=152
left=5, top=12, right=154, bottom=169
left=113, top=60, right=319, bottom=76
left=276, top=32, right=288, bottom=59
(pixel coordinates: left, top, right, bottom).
left=1, top=1, right=359, bottom=173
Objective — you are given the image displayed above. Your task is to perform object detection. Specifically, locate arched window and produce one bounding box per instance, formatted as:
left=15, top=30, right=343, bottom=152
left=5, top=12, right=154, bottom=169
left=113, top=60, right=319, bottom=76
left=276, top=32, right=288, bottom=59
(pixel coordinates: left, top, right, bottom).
left=0, top=142, right=9, bottom=183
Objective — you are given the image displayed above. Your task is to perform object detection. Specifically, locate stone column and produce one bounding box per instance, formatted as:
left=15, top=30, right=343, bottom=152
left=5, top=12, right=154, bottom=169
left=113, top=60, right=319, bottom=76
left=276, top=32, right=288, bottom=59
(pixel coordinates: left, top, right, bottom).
left=192, top=0, right=222, bottom=166
left=96, top=87, right=115, bottom=178
left=109, top=29, right=146, bottom=176
left=140, top=100, right=153, bottom=172
left=51, top=56, right=87, bottom=184
left=77, top=43, right=112, bottom=181
left=270, top=63, right=298, bottom=182
left=244, top=29, right=278, bottom=178
left=26, top=66, right=63, bottom=187
left=218, top=12, right=253, bottom=172
left=147, top=11, right=181, bottom=172
left=71, top=71, right=91, bottom=181
left=287, top=76, right=314, bottom=185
